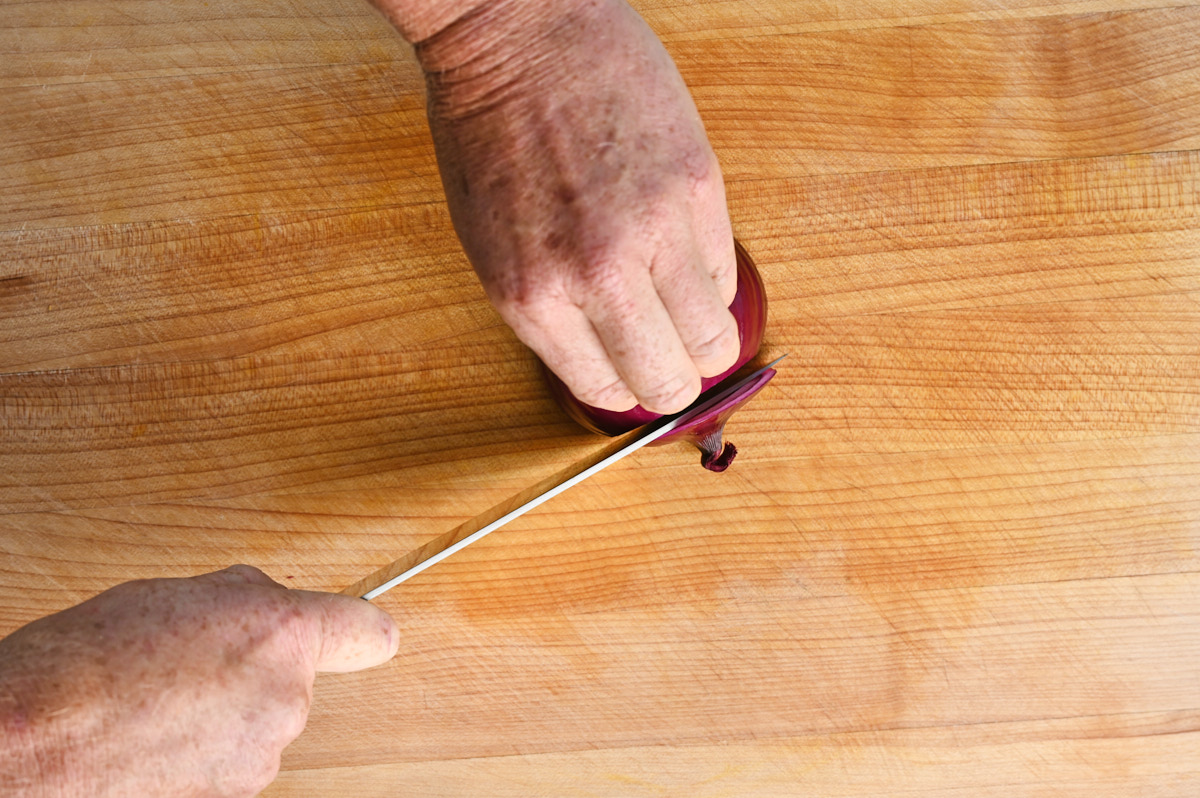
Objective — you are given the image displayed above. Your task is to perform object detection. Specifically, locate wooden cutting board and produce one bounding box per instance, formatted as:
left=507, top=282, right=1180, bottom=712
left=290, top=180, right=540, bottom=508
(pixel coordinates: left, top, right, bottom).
left=2, top=1, right=1199, bottom=794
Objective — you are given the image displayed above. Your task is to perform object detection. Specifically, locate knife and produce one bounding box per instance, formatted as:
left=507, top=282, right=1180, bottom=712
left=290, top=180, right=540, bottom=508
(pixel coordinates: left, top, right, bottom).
left=359, top=355, right=786, bottom=600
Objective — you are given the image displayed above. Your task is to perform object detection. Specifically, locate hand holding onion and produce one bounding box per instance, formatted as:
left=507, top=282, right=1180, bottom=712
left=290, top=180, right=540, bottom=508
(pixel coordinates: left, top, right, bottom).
left=401, top=0, right=741, bottom=415
left=370, top=0, right=774, bottom=466
left=546, top=240, right=772, bottom=471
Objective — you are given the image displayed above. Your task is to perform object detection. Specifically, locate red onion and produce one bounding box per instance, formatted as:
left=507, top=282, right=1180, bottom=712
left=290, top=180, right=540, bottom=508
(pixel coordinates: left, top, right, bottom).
left=543, top=240, right=772, bottom=471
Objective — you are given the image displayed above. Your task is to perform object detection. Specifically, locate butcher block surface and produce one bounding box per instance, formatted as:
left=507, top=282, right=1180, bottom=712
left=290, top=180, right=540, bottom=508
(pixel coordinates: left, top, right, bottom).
left=2, top=1, right=1199, bottom=794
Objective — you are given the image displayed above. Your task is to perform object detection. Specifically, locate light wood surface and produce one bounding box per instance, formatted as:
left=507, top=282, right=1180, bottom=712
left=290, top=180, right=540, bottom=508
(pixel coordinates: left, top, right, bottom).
left=2, top=1, right=1199, bottom=795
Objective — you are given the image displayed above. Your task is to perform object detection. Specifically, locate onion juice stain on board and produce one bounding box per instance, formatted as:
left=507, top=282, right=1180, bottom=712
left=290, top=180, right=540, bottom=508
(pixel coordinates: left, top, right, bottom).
left=805, top=436, right=1195, bottom=730
left=414, top=451, right=907, bottom=743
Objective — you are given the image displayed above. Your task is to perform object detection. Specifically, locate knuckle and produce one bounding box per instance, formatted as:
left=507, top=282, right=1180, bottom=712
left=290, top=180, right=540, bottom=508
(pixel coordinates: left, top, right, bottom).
left=268, top=600, right=317, bottom=669
left=689, top=321, right=740, bottom=366
left=639, top=371, right=700, bottom=414
left=501, top=291, right=551, bottom=322
left=577, top=276, right=646, bottom=326
left=679, top=143, right=720, bottom=198
left=489, top=276, right=568, bottom=324
left=478, top=258, right=560, bottom=313
left=574, top=375, right=636, bottom=410
left=485, top=270, right=538, bottom=310
left=573, top=251, right=630, bottom=298
left=213, top=748, right=277, bottom=798
left=243, top=748, right=283, bottom=797
left=713, top=256, right=737, bottom=290
left=223, top=564, right=270, bottom=583
left=260, top=685, right=311, bottom=742
left=713, top=269, right=738, bottom=309
left=277, top=696, right=311, bottom=744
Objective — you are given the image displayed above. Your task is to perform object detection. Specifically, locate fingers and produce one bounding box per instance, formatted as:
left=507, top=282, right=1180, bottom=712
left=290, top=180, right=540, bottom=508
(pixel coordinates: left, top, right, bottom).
left=575, top=265, right=702, bottom=415
left=650, top=228, right=739, bottom=381
left=289, top=590, right=400, bottom=674
left=692, top=166, right=738, bottom=309
left=532, top=155, right=736, bottom=413
left=509, top=303, right=639, bottom=412
left=703, top=236, right=738, bottom=310
left=515, top=236, right=737, bottom=415
left=191, top=567, right=399, bottom=673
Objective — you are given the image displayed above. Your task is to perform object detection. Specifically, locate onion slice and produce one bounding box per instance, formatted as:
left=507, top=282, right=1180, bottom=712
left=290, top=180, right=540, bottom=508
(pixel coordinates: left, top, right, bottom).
left=656, top=359, right=780, bottom=471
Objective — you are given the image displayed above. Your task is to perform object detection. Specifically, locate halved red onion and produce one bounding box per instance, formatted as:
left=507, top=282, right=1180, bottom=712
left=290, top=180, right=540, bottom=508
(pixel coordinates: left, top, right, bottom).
left=543, top=239, right=772, bottom=471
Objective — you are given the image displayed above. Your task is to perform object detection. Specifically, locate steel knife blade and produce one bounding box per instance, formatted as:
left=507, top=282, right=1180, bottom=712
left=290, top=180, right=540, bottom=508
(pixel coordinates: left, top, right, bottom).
left=360, top=354, right=786, bottom=600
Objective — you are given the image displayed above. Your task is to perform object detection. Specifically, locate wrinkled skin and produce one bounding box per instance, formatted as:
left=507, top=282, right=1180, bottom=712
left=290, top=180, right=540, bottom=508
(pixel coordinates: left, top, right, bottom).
left=413, top=0, right=740, bottom=414
left=0, top=566, right=398, bottom=798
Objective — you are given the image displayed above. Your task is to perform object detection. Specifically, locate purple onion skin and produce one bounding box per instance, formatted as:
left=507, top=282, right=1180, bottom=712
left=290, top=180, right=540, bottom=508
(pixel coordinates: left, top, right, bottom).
left=665, top=365, right=776, bottom=471
left=543, top=240, right=770, bottom=469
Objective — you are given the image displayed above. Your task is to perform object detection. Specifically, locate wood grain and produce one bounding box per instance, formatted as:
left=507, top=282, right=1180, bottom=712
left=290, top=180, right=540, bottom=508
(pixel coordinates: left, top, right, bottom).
left=0, top=0, right=404, bottom=88
left=691, top=7, right=1200, bottom=180
left=1, top=0, right=1198, bottom=795
left=640, top=0, right=1200, bottom=39
left=283, top=433, right=1200, bottom=764
left=273, top=719, right=1200, bottom=797
left=0, top=61, right=433, bottom=228
left=0, top=205, right=475, bottom=371
left=8, top=7, right=1200, bottom=228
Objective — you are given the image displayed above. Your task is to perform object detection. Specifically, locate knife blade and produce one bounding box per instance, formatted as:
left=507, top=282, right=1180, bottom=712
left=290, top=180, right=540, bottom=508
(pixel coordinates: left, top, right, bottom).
left=360, top=354, right=786, bottom=600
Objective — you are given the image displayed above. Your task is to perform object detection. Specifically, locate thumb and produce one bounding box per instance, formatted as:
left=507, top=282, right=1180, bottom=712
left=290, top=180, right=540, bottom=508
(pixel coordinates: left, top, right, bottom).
left=289, top=590, right=400, bottom=673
